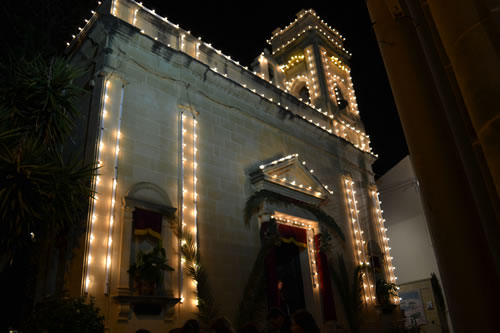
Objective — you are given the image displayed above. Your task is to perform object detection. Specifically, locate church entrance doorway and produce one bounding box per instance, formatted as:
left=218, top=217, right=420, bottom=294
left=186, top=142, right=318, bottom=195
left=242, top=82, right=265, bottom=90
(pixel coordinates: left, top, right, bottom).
left=275, top=241, right=306, bottom=316
left=260, top=211, right=334, bottom=325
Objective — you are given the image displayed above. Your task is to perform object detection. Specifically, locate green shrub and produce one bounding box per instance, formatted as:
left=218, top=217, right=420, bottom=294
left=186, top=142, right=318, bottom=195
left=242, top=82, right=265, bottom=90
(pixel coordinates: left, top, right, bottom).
left=23, top=296, right=104, bottom=333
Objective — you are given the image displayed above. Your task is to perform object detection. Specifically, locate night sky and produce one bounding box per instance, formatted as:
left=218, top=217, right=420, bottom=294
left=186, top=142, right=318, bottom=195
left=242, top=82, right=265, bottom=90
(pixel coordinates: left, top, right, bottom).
left=1, top=0, right=408, bottom=177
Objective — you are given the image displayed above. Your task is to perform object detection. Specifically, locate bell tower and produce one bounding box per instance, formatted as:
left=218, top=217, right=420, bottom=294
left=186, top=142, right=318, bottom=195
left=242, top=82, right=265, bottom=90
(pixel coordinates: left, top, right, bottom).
left=261, top=9, right=364, bottom=132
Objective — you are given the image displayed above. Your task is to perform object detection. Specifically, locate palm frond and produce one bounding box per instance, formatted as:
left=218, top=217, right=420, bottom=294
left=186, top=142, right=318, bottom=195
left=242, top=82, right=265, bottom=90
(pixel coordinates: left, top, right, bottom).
left=331, top=254, right=365, bottom=333
left=0, top=57, right=85, bottom=149
left=0, top=56, right=93, bottom=268
left=0, top=137, right=95, bottom=265
left=236, top=233, right=278, bottom=327
left=168, top=219, right=219, bottom=326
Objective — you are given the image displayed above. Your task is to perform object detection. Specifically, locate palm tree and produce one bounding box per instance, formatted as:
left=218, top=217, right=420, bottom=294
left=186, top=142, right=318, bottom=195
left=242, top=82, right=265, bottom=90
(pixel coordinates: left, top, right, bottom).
left=0, top=56, right=94, bottom=263
left=0, top=56, right=96, bottom=329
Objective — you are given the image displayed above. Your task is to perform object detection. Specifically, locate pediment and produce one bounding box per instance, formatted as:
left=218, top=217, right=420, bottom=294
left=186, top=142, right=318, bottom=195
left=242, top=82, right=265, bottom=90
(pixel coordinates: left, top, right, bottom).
left=249, top=154, right=332, bottom=205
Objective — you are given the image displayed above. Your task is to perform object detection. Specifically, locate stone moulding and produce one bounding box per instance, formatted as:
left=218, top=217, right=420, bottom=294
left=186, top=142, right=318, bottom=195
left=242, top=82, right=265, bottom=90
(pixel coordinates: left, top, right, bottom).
left=113, top=294, right=180, bottom=320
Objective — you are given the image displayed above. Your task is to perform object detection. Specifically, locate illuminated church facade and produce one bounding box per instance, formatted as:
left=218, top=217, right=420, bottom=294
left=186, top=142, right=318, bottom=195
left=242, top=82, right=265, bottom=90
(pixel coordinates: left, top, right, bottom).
left=67, top=0, right=398, bottom=331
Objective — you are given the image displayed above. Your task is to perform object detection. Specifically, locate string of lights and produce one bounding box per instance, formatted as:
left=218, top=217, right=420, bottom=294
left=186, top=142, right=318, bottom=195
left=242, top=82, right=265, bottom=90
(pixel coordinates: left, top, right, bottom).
left=84, top=78, right=110, bottom=293
left=370, top=189, right=400, bottom=303
left=85, top=77, right=124, bottom=294
left=267, top=9, right=345, bottom=43
left=65, top=0, right=376, bottom=158
left=343, top=176, right=375, bottom=304
left=280, top=54, right=305, bottom=71
left=179, top=111, right=186, bottom=303
left=103, top=82, right=125, bottom=294
left=271, top=213, right=320, bottom=290
left=179, top=111, right=199, bottom=307
left=271, top=24, right=351, bottom=57
left=259, top=153, right=334, bottom=195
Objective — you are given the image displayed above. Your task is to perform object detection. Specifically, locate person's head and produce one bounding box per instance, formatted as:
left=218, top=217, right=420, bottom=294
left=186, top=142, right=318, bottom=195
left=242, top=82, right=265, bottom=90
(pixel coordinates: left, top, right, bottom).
left=267, top=308, right=285, bottom=329
left=291, top=310, right=319, bottom=333
left=238, top=322, right=259, bottom=333
left=181, top=319, right=200, bottom=333
left=210, top=317, right=234, bottom=333
left=277, top=280, right=284, bottom=291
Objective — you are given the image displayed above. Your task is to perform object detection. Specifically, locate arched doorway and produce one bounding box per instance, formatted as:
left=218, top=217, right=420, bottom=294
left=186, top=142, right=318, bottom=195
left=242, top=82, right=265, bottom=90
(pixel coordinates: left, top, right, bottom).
left=262, top=213, right=324, bottom=323
left=275, top=240, right=306, bottom=315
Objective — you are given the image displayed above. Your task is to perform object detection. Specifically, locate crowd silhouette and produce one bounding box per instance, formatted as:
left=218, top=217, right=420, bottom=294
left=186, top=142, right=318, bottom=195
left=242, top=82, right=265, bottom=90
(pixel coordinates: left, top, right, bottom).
left=168, top=308, right=340, bottom=333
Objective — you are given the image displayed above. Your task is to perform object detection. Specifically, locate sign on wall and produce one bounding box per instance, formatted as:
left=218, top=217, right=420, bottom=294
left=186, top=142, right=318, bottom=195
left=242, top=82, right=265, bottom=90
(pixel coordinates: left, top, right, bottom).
left=399, top=289, right=427, bottom=326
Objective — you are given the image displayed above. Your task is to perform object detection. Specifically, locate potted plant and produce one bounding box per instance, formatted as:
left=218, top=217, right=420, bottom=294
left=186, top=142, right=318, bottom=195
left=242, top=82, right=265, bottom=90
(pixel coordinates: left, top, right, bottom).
left=376, top=279, right=398, bottom=312
left=128, top=245, right=174, bottom=295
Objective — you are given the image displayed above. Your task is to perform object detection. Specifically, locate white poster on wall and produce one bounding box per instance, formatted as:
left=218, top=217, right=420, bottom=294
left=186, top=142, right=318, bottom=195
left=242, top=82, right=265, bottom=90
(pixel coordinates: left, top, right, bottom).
left=399, top=289, right=427, bottom=326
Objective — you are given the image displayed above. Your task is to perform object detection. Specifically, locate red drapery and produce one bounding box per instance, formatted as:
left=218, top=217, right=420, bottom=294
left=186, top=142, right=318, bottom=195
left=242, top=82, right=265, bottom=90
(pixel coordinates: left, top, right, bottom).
left=277, top=223, right=307, bottom=248
left=264, top=221, right=308, bottom=310
left=315, top=234, right=337, bottom=321
left=133, top=208, right=162, bottom=239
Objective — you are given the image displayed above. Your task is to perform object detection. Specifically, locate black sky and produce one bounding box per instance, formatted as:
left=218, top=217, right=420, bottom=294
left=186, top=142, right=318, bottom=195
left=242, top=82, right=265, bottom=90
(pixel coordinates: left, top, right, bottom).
left=1, top=0, right=408, bottom=177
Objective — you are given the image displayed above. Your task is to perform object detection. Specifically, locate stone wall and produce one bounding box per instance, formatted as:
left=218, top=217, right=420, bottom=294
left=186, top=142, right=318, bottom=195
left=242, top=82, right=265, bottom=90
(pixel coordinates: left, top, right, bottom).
left=67, top=7, right=379, bottom=332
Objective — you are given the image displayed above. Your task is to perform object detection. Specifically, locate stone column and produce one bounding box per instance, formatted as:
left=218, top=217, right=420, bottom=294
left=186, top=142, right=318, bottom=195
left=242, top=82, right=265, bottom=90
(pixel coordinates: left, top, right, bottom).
left=365, top=1, right=500, bottom=331
left=311, top=41, right=334, bottom=114
left=401, top=0, right=500, bottom=277
left=424, top=0, right=500, bottom=197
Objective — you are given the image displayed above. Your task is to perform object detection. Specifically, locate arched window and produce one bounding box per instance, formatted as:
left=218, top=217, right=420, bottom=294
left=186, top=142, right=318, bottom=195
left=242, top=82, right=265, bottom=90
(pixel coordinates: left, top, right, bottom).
left=335, top=87, right=348, bottom=110
left=298, top=85, right=310, bottom=102
left=122, top=182, right=176, bottom=295
left=268, top=66, right=275, bottom=82
left=291, top=80, right=311, bottom=102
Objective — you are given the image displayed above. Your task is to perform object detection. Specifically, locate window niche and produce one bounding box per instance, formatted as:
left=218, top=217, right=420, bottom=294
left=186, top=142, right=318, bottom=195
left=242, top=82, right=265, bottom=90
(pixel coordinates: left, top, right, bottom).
left=291, top=80, right=311, bottom=103
left=335, top=87, right=348, bottom=110
left=114, top=182, right=179, bottom=321
left=298, top=85, right=311, bottom=102
left=268, top=65, right=275, bottom=82
left=130, top=208, right=169, bottom=295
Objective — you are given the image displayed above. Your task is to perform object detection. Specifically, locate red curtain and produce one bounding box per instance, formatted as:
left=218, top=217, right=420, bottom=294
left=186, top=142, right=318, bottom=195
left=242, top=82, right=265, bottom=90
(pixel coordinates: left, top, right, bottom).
left=315, top=234, right=337, bottom=321
left=278, top=223, right=307, bottom=248
left=264, top=222, right=308, bottom=310
left=133, top=208, right=162, bottom=239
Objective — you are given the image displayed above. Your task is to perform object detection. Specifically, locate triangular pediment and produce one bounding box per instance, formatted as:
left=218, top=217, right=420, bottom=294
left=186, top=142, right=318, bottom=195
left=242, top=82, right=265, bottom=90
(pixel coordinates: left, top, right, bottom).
left=250, top=154, right=332, bottom=204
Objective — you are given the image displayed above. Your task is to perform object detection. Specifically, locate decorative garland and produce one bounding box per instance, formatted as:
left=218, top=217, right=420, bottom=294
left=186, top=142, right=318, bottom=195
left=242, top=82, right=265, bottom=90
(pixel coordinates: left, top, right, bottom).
left=236, top=230, right=279, bottom=327
left=168, top=219, right=219, bottom=325
left=244, top=189, right=345, bottom=242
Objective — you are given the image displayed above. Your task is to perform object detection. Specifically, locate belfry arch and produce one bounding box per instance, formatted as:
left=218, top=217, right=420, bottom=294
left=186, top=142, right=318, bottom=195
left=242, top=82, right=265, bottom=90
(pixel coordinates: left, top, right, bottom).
left=290, top=78, right=311, bottom=103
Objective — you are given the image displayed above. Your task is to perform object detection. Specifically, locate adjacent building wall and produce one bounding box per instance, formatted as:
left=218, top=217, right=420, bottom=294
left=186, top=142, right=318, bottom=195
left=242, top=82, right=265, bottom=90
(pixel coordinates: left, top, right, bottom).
left=377, top=156, right=439, bottom=285
left=377, top=156, right=454, bottom=332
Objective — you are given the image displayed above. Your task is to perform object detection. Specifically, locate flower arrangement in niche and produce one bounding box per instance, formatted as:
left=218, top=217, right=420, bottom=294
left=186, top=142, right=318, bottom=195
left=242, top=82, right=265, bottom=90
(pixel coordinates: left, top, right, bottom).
left=128, top=245, right=174, bottom=295
left=376, top=279, right=398, bottom=305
